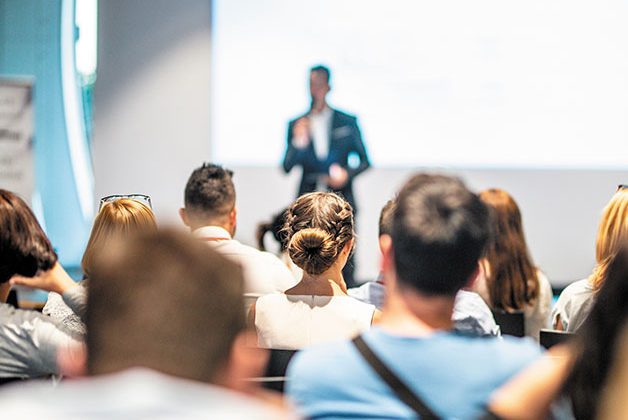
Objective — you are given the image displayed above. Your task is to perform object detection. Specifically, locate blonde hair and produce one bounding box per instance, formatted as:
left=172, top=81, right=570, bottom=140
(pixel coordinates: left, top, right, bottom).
left=82, top=199, right=157, bottom=277
left=591, top=189, right=628, bottom=290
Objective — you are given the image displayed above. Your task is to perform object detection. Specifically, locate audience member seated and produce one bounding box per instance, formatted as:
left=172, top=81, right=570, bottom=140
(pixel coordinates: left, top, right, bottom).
left=553, top=186, right=628, bottom=332
left=286, top=174, right=541, bottom=419
left=43, top=197, right=157, bottom=337
left=251, top=192, right=378, bottom=350
left=474, top=189, right=553, bottom=340
left=487, top=245, right=628, bottom=419
left=180, top=163, right=297, bottom=304
left=0, top=230, right=290, bottom=418
left=256, top=208, right=302, bottom=280
left=0, top=189, right=85, bottom=380
left=349, top=198, right=499, bottom=336
left=561, top=245, right=628, bottom=419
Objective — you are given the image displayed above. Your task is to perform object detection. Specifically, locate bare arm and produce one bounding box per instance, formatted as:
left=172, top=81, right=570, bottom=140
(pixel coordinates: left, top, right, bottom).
left=488, top=345, right=573, bottom=419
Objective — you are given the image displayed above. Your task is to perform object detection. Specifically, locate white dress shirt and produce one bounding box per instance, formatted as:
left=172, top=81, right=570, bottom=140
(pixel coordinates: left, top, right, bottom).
left=193, top=226, right=298, bottom=300
left=308, top=106, right=333, bottom=160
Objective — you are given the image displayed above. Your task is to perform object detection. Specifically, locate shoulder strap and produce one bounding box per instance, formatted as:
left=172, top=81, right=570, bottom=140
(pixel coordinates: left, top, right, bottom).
left=352, top=335, right=441, bottom=420
left=352, top=335, right=506, bottom=420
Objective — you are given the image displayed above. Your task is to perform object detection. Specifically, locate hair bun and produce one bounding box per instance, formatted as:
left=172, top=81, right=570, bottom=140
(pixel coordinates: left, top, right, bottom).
left=288, top=228, right=337, bottom=275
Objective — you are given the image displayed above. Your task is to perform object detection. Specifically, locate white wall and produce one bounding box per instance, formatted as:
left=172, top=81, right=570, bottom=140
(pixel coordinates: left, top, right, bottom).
left=94, top=0, right=211, bottom=221
left=94, top=1, right=628, bottom=287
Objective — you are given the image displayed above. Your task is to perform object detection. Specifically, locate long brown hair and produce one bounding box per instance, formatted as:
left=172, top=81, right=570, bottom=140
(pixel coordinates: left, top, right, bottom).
left=480, top=189, right=539, bottom=311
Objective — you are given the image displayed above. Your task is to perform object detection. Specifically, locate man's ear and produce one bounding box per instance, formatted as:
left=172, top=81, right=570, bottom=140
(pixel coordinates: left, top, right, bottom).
left=378, top=234, right=391, bottom=256
left=229, top=207, right=238, bottom=237
left=230, top=207, right=237, bottom=224
left=379, top=234, right=394, bottom=273
left=179, top=208, right=190, bottom=228
left=221, top=330, right=269, bottom=392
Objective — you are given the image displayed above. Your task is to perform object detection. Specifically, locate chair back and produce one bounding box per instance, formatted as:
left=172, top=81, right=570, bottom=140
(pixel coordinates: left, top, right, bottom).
left=491, top=309, right=525, bottom=337
left=248, top=348, right=297, bottom=393
left=540, top=329, right=574, bottom=349
left=6, top=290, right=18, bottom=307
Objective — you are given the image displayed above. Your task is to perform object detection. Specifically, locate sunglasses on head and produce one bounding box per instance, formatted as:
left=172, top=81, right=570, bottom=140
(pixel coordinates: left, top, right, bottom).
left=99, top=194, right=152, bottom=211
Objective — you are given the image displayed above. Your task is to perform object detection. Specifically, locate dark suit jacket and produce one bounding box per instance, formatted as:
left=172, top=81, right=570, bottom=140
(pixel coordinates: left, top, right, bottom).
left=282, top=109, right=370, bottom=211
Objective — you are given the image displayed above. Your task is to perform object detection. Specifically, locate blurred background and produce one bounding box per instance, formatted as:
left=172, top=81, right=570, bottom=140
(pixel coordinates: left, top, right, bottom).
left=1, top=0, right=628, bottom=291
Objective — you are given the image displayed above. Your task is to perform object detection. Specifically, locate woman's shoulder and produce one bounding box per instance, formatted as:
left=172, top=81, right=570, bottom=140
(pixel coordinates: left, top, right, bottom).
left=558, top=278, right=593, bottom=300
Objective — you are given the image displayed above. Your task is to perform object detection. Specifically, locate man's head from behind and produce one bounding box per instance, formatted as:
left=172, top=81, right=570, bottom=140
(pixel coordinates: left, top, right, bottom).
left=386, top=174, right=490, bottom=297
left=180, top=163, right=236, bottom=234
left=87, top=229, right=247, bottom=384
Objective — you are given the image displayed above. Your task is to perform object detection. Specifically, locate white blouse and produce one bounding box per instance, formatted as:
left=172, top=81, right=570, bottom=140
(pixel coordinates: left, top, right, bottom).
left=254, top=294, right=375, bottom=350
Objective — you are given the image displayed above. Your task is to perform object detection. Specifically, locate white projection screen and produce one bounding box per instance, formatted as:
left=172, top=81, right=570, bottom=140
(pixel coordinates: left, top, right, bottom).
left=211, top=1, right=628, bottom=169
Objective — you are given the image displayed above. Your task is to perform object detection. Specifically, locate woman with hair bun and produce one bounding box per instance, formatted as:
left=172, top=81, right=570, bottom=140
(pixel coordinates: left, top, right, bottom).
left=251, top=192, right=378, bottom=350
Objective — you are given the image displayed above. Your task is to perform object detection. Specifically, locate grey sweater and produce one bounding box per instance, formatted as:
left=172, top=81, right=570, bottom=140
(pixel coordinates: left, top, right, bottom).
left=0, top=286, right=85, bottom=378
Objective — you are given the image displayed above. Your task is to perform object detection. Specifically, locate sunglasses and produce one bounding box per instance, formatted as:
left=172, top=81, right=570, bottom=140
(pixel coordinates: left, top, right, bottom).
left=99, top=194, right=152, bottom=211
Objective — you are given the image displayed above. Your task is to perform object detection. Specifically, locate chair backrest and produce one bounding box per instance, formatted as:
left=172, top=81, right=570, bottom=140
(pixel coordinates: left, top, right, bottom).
left=491, top=310, right=525, bottom=337
left=249, top=348, right=297, bottom=393
left=6, top=290, right=18, bottom=308
left=540, top=329, right=574, bottom=349
left=265, top=348, right=298, bottom=377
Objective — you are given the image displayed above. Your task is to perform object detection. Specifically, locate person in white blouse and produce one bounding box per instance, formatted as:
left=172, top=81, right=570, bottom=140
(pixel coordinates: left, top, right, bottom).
left=473, top=189, right=553, bottom=340
left=251, top=192, right=379, bottom=350
left=553, top=186, right=628, bottom=332
left=180, top=164, right=297, bottom=310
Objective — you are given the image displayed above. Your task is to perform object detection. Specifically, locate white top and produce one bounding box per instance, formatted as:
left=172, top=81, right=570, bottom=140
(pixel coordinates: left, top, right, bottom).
left=0, top=368, right=289, bottom=419
left=453, top=290, right=501, bottom=337
left=255, top=294, right=375, bottom=350
left=475, top=269, right=553, bottom=340
left=193, top=226, right=298, bottom=299
left=348, top=281, right=386, bottom=309
left=43, top=283, right=87, bottom=338
left=308, top=106, right=333, bottom=160
left=552, top=278, right=595, bottom=332
left=523, top=271, right=553, bottom=339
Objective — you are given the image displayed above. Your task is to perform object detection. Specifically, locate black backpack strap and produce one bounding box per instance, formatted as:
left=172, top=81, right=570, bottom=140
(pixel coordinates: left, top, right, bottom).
left=352, top=335, right=441, bottom=420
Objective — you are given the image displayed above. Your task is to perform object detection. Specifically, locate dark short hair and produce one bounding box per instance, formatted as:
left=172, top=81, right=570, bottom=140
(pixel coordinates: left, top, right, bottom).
left=0, top=190, right=57, bottom=284
left=392, top=174, right=490, bottom=296
left=310, top=65, right=331, bottom=84
left=379, top=198, right=397, bottom=237
left=184, top=163, right=235, bottom=219
left=86, top=229, right=246, bottom=383
left=257, top=208, right=288, bottom=251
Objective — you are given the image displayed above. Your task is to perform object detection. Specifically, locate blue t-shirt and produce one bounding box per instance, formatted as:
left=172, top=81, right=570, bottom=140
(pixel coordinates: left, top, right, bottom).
left=286, top=328, right=541, bottom=419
